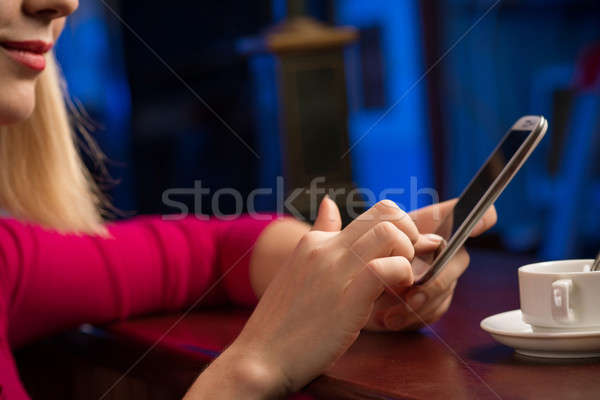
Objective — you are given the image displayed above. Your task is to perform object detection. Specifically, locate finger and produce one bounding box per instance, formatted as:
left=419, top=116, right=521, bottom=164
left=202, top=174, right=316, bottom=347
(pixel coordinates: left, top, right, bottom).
left=409, top=199, right=457, bottom=233
left=339, top=200, right=419, bottom=246
left=344, top=256, right=413, bottom=310
left=383, top=281, right=456, bottom=330
left=415, top=280, right=457, bottom=319
left=401, top=247, right=469, bottom=313
left=312, top=195, right=342, bottom=232
left=402, top=294, right=454, bottom=331
left=413, top=233, right=445, bottom=256
left=364, top=292, right=399, bottom=331
left=350, top=221, right=415, bottom=263
left=470, top=205, right=498, bottom=237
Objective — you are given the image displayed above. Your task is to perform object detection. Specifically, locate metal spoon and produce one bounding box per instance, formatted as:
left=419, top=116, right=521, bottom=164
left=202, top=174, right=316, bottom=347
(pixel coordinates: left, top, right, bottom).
left=591, top=249, right=600, bottom=272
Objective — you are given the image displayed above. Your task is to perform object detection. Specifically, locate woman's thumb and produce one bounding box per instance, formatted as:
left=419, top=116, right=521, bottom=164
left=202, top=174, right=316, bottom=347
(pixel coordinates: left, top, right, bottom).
left=312, top=195, right=342, bottom=232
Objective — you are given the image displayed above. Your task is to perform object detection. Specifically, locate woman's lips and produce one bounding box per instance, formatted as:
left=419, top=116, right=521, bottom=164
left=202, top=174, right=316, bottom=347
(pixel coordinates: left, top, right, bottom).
left=0, top=41, right=53, bottom=72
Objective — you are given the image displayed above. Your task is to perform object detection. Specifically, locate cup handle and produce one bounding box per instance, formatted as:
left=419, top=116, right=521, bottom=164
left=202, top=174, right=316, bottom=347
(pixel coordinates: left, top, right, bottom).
left=551, top=279, right=575, bottom=324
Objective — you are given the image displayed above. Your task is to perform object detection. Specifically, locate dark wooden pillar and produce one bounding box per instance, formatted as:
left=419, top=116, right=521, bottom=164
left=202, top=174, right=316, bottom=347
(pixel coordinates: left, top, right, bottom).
left=420, top=0, right=447, bottom=197
left=243, top=8, right=360, bottom=224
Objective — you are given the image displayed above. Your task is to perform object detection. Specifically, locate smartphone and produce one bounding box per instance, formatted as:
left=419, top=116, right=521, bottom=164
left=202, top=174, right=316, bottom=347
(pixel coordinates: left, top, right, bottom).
left=412, top=115, right=548, bottom=285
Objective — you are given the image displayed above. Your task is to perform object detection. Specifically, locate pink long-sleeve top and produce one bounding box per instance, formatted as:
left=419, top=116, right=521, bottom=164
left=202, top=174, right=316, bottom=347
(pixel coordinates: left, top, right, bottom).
left=0, top=215, right=276, bottom=399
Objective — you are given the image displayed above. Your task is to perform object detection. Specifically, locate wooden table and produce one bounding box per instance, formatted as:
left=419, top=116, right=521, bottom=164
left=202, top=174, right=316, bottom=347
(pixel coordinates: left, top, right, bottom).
left=17, top=250, right=600, bottom=399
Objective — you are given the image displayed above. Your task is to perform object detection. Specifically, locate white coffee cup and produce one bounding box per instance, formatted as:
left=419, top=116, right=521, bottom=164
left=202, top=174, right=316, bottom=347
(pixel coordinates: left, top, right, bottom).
left=518, top=259, right=600, bottom=330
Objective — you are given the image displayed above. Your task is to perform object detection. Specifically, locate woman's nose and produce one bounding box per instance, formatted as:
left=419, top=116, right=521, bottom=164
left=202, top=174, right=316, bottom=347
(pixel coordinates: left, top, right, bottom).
left=22, top=0, right=78, bottom=20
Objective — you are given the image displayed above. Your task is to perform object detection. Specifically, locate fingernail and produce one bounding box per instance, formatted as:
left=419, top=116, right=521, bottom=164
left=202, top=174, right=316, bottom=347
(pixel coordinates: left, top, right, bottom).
left=379, top=199, right=399, bottom=209
left=407, top=292, right=427, bottom=311
left=423, top=233, right=444, bottom=246
left=385, top=314, right=404, bottom=330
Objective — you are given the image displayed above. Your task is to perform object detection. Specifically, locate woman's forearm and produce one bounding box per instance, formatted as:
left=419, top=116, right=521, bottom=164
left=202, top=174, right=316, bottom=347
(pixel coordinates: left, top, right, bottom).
left=185, top=218, right=308, bottom=399
left=249, top=217, right=310, bottom=297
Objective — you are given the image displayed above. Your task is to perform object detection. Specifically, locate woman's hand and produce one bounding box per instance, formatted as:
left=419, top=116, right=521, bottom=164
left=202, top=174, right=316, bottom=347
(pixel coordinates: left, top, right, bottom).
left=186, top=198, right=420, bottom=398
left=365, top=199, right=497, bottom=331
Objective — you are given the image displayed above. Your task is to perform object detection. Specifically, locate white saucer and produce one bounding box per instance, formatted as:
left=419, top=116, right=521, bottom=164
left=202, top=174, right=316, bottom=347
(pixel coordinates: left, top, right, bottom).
left=480, top=309, right=600, bottom=358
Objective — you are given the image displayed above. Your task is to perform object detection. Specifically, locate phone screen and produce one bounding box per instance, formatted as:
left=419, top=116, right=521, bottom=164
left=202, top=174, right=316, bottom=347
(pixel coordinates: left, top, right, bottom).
left=412, top=128, right=535, bottom=283
left=434, top=129, right=530, bottom=242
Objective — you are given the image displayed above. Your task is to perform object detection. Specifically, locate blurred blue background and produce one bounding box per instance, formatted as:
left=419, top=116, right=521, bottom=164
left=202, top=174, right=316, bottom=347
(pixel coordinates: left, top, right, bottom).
left=54, top=0, right=600, bottom=259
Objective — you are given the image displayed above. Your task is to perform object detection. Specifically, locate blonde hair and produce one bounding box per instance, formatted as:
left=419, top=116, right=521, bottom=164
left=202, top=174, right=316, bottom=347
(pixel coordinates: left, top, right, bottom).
left=0, top=53, right=106, bottom=234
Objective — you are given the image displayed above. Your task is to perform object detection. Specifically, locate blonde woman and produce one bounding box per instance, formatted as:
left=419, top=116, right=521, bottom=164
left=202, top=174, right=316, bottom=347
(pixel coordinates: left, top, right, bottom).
left=0, top=0, right=497, bottom=398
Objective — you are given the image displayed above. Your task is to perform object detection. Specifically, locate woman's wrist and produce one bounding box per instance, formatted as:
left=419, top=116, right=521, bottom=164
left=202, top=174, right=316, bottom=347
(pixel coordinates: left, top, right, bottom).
left=185, top=341, right=290, bottom=399
left=225, top=343, right=291, bottom=398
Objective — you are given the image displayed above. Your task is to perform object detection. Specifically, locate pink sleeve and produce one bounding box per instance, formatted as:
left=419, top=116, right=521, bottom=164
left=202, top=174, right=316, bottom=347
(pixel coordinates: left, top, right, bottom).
left=0, top=214, right=278, bottom=399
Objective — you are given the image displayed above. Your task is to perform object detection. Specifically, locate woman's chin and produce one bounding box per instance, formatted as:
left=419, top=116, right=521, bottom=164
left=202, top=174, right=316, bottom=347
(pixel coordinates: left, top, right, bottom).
left=0, top=84, right=36, bottom=126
